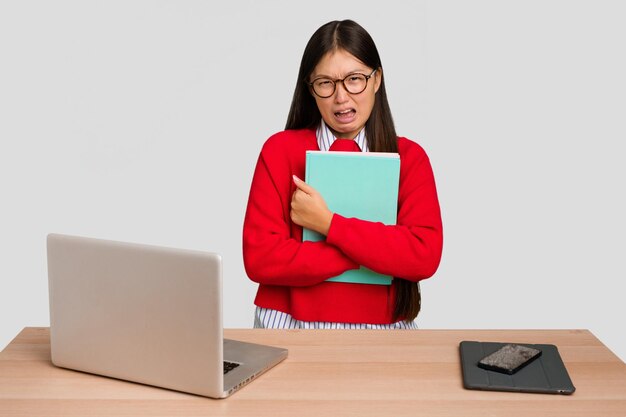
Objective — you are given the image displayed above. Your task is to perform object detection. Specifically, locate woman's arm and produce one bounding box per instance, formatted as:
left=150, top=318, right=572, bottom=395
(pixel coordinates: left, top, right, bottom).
left=243, top=147, right=359, bottom=287
left=324, top=143, right=443, bottom=281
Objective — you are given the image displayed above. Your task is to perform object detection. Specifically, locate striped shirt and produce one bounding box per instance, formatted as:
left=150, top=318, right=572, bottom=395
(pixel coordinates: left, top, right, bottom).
left=254, top=306, right=417, bottom=329
left=253, top=120, right=417, bottom=329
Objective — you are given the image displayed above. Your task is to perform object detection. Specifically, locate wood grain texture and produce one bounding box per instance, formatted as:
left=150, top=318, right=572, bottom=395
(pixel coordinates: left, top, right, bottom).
left=1, top=328, right=624, bottom=416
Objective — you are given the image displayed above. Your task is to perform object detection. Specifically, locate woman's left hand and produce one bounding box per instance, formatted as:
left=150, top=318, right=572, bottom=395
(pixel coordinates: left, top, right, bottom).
left=290, top=175, right=333, bottom=236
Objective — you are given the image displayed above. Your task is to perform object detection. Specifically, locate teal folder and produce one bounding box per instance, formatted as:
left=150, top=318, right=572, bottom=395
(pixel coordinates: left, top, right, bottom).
left=303, top=151, right=400, bottom=285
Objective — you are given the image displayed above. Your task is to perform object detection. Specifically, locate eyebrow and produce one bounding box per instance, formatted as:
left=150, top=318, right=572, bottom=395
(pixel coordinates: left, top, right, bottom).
left=311, top=69, right=370, bottom=79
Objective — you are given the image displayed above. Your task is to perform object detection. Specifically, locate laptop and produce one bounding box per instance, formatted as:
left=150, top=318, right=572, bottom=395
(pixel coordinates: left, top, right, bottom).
left=47, top=233, right=287, bottom=398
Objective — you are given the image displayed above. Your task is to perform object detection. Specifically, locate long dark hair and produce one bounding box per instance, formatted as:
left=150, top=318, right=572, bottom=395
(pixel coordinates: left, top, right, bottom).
left=286, top=20, right=421, bottom=322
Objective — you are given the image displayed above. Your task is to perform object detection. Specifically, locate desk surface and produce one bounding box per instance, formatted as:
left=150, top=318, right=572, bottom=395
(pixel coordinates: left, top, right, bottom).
left=1, top=328, right=625, bottom=416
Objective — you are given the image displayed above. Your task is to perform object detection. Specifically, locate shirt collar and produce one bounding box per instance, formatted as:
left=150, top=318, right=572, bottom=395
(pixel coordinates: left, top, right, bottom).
left=315, top=119, right=368, bottom=152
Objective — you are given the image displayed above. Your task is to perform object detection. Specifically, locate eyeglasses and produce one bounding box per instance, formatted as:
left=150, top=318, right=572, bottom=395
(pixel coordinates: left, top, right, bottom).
left=308, top=69, right=377, bottom=98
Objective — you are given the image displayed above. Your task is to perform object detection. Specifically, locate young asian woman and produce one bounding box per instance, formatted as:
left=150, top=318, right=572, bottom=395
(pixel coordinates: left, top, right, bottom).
left=243, top=20, right=443, bottom=329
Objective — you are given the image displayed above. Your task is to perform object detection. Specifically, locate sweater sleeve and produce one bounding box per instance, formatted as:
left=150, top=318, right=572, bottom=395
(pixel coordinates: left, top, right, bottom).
left=325, top=141, right=443, bottom=281
left=243, top=140, right=359, bottom=287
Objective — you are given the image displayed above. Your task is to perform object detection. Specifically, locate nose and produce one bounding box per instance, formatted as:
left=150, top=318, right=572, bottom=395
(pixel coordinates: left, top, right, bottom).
left=334, top=82, right=349, bottom=103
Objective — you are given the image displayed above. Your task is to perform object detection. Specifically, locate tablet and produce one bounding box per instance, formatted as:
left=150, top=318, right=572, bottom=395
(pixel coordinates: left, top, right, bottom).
left=459, top=341, right=576, bottom=395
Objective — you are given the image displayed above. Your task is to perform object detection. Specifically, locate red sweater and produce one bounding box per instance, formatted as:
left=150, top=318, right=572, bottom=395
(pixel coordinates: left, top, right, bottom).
left=242, top=128, right=443, bottom=323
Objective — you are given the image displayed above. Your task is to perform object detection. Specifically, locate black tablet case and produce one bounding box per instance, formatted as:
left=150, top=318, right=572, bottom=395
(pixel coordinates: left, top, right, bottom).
left=460, top=341, right=576, bottom=395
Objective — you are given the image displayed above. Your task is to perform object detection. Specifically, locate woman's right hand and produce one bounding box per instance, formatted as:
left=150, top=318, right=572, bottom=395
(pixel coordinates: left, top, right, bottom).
left=290, top=175, right=333, bottom=236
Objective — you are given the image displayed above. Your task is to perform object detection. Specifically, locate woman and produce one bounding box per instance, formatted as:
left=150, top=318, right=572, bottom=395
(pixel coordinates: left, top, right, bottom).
left=243, top=20, right=443, bottom=329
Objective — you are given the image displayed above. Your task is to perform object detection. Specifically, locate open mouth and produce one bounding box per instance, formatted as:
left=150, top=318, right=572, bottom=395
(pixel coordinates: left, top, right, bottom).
left=334, top=108, right=356, bottom=122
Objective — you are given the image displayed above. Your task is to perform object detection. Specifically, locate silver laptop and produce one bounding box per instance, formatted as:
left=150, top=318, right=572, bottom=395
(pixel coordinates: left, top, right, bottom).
left=47, top=233, right=287, bottom=398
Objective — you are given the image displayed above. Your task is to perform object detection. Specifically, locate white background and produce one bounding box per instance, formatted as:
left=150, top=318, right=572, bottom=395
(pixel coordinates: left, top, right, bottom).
left=1, top=1, right=624, bottom=361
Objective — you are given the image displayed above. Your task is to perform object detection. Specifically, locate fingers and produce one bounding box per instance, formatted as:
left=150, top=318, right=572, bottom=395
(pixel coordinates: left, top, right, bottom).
left=291, top=188, right=304, bottom=207
left=291, top=180, right=315, bottom=228
left=292, top=175, right=316, bottom=195
left=290, top=188, right=306, bottom=226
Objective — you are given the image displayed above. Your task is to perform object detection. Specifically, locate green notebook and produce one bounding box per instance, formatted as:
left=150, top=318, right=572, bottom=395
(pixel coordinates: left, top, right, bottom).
left=303, top=151, right=400, bottom=285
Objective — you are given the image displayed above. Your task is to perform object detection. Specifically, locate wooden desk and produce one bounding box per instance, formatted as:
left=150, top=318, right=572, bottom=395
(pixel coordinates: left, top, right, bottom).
left=1, top=328, right=625, bottom=416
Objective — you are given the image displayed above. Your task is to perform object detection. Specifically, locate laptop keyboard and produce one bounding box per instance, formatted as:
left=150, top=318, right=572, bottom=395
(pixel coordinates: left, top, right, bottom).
left=224, top=361, right=240, bottom=374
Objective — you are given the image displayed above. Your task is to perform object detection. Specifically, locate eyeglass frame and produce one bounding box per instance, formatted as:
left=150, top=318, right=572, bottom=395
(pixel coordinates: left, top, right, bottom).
left=307, top=68, right=378, bottom=98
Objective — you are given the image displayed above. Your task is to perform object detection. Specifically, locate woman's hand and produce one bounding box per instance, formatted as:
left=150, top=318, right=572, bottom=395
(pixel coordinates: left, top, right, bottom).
left=290, top=175, right=333, bottom=236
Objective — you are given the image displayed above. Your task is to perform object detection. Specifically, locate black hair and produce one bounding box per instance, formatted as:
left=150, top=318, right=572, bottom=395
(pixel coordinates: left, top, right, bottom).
left=286, top=19, right=420, bottom=321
